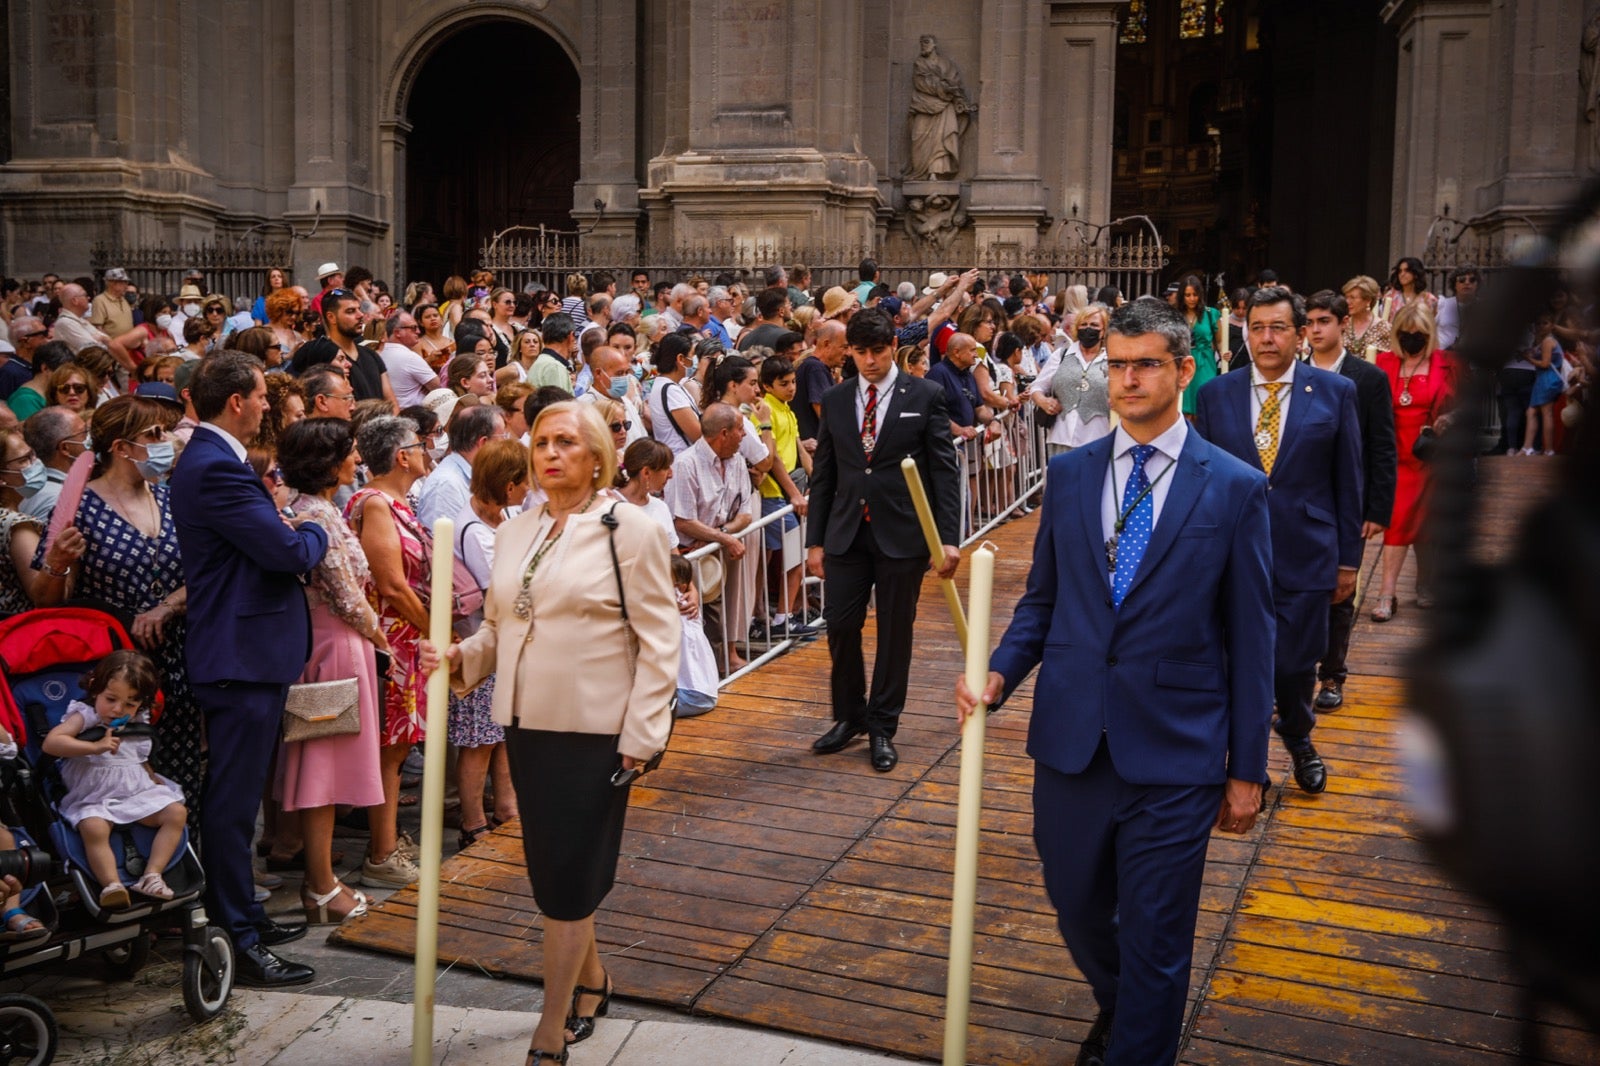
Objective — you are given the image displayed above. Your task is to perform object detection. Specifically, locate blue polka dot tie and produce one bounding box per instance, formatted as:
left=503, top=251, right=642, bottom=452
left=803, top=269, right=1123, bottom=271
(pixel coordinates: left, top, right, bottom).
left=1112, top=444, right=1157, bottom=608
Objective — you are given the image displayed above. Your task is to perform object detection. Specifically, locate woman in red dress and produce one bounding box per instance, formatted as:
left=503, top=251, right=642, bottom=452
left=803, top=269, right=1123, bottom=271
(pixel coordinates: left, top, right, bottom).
left=1371, top=303, right=1456, bottom=621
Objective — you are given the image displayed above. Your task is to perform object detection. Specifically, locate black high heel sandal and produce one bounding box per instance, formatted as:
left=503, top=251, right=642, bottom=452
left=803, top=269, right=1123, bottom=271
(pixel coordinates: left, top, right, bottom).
left=458, top=823, right=492, bottom=851
left=525, top=1046, right=568, bottom=1064
left=565, top=971, right=613, bottom=1043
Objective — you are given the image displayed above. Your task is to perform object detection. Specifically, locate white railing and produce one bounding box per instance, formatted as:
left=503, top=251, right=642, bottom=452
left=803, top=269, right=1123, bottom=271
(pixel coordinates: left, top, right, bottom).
left=958, top=403, right=1048, bottom=545
left=682, top=500, right=824, bottom=687
left=680, top=404, right=1048, bottom=691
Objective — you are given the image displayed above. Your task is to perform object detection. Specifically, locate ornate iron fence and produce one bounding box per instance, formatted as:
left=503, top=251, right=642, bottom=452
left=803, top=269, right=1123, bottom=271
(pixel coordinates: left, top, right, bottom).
left=478, top=231, right=1166, bottom=302
left=89, top=242, right=291, bottom=310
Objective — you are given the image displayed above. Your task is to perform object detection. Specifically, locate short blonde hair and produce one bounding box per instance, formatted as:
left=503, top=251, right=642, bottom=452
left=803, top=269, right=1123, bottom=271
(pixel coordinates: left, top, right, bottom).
left=529, top=400, right=616, bottom=491
left=1389, top=301, right=1437, bottom=355
left=1072, top=302, right=1111, bottom=341
left=1342, top=275, right=1381, bottom=306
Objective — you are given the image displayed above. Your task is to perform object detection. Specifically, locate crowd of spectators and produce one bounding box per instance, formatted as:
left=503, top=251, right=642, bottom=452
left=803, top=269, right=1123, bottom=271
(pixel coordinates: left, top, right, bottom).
left=0, top=253, right=1590, bottom=986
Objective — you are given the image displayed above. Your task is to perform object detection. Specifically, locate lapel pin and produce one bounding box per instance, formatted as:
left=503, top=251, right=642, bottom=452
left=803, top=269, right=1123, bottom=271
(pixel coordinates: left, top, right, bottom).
left=1303, top=385, right=1312, bottom=393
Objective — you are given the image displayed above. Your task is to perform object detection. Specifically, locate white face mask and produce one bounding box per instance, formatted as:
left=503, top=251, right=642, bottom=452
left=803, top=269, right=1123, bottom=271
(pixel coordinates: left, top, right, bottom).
left=181, top=303, right=201, bottom=317
left=155, top=313, right=173, bottom=329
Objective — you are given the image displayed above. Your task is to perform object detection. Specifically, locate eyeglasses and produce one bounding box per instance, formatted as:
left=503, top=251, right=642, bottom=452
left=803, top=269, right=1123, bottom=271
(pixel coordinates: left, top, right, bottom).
left=267, top=466, right=285, bottom=484
left=1105, top=358, right=1179, bottom=375
left=328, top=392, right=356, bottom=404
left=57, top=383, right=90, bottom=395
left=1246, top=323, right=1298, bottom=337
left=17, top=331, right=46, bottom=341
left=398, top=442, right=426, bottom=454
left=1, top=450, right=38, bottom=471
left=608, top=420, right=633, bottom=434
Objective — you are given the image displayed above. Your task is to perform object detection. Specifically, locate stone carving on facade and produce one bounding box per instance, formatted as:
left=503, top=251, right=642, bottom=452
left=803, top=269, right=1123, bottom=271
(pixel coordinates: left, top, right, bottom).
left=904, top=193, right=968, bottom=252
left=1584, top=13, right=1600, bottom=165
left=906, top=35, right=975, bottom=181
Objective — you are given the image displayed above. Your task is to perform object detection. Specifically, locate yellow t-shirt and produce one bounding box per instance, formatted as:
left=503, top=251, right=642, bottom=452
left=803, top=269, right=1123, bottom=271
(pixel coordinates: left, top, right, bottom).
left=759, top=395, right=800, bottom=499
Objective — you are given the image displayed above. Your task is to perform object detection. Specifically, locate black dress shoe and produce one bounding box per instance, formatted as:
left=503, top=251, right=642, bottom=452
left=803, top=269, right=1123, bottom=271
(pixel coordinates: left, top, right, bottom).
left=235, top=942, right=315, bottom=988
left=870, top=736, right=898, bottom=773
left=1315, top=681, right=1345, bottom=711
left=812, top=720, right=865, bottom=754
left=1288, top=744, right=1328, bottom=794
left=254, top=918, right=308, bottom=947
left=1075, top=1008, right=1113, bottom=1066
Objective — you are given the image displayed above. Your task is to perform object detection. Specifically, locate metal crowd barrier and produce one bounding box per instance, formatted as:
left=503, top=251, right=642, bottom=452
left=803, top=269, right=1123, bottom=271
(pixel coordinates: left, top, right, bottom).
left=957, top=403, right=1048, bottom=546
left=683, top=499, right=824, bottom=686
left=682, top=403, right=1048, bottom=690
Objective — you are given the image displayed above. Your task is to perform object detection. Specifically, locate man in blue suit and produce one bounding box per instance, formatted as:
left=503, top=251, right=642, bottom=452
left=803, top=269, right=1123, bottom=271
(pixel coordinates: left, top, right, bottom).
left=958, top=300, right=1274, bottom=1066
left=170, top=350, right=329, bottom=987
left=1193, top=286, right=1364, bottom=795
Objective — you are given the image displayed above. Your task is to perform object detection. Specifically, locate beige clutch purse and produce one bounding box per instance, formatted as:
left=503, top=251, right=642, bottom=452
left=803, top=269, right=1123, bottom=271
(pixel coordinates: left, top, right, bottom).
left=283, top=678, right=361, bottom=742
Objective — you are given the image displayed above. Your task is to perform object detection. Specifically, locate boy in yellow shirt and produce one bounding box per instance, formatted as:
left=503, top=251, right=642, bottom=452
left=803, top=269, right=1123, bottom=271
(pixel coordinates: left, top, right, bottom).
left=757, top=357, right=815, bottom=639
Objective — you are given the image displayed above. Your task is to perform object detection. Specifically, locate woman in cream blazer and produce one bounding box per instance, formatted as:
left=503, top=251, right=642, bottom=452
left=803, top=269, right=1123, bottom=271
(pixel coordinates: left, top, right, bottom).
left=444, top=400, right=678, bottom=1065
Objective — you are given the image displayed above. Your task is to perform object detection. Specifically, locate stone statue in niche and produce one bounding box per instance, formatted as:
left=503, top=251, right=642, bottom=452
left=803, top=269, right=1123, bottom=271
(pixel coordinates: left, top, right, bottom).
left=906, top=35, right=975, bottom=181
left=904, top=194, right=968, bottom=252
left=1584, top=12, right=1600, bottom=165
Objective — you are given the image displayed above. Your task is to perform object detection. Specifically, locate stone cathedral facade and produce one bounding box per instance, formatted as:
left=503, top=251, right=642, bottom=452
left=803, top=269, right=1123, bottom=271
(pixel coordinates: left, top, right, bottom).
left=0, top=0, right=1592, bottom=289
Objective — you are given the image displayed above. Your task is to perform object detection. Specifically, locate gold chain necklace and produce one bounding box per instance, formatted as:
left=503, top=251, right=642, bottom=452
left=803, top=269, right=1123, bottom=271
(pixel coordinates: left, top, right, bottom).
left=511, top=491, right=599, bottom=621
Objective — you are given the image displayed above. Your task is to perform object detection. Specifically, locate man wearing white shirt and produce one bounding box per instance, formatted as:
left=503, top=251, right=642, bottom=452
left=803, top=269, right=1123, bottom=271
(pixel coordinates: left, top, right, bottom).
left=379, top=311, right=441, bottom=408
left=578, top=345, right=647, bottom=447
left=415, top=404, right=505, bottom=529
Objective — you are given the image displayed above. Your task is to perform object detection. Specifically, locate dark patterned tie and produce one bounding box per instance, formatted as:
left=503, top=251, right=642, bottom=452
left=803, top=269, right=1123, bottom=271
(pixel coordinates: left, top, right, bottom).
left=861, top=383, right=879, bottom=456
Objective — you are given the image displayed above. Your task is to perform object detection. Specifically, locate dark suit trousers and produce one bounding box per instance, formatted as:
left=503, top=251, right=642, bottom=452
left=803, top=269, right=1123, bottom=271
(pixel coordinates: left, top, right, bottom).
left=1033, top=742, right=1221, bottom=1066
left=1272, top=587, right=1328, bottom=745
left=1318, top=591, right=1356, bottom=685
left=194, top=680, right=289, bottom=949
left=822, top=520, right=926, bottom=739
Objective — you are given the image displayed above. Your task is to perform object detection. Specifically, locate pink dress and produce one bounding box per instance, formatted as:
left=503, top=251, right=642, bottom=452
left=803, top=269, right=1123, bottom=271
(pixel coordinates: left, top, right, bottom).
left=275, top=495, right=385, bottom=811
left=344, top=486, right=429, bottom=746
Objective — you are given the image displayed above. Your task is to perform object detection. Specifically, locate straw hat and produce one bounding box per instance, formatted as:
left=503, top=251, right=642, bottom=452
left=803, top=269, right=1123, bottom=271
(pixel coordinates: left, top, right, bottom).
left=921, top=271, right=950, bottom=296
left=422, top=387, right=459, bottom=426
left=821, top=286, right=858, bottom=320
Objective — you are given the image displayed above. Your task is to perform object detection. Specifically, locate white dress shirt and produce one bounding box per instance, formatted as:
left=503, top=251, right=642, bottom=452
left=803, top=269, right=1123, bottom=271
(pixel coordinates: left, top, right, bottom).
left=1101, top=416, right=1187, bottom=543
left=1031, top=343, right=1111, bottom=449
left=855, top=364, right=898, bottom=433
left=1249, top=359, right=1296, bottom=427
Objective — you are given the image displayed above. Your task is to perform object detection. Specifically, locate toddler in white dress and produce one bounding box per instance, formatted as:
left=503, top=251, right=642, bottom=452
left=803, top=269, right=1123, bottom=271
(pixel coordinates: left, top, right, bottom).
left=42, top=650, right=187, bottom=910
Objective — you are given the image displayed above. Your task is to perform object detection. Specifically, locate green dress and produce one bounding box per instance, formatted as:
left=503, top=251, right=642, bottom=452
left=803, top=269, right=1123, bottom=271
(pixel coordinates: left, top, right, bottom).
left=1182, top=306, right=1221, bottom=415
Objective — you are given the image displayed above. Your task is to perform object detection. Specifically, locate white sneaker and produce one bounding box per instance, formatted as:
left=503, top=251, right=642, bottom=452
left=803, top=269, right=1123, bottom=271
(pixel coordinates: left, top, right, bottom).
left=1522, top=447, right=1537, bottom=456
left=360, top=848, right=420, bottom=889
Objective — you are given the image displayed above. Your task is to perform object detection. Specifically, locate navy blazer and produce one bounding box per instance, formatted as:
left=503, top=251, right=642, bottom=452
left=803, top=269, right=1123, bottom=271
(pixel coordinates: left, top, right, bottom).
left=170, top=425, right=329, bottom=686
left=1194, top=365, right=1364, bottom=592
left=806, top=372, right=961, bottom=558
left=989, top=430, right=1275, bottom=786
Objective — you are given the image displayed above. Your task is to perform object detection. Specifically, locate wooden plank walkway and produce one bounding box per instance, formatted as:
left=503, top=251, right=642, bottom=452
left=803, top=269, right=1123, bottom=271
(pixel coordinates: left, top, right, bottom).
left=333, top=456, right=1600, bottom=1063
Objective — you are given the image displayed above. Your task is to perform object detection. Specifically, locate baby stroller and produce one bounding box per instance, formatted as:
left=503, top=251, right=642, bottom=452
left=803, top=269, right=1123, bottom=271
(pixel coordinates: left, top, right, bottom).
left=0, top=606, right=236, bottom=1064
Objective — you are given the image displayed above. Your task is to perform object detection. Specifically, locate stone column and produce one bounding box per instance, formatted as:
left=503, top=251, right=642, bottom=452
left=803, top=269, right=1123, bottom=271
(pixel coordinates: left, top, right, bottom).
left=573, top=0, right=643, bottom=244
left=967, top=0, right=1049, bottom=253
left=1040, top=1, right=1121, bottom=246
left=286, top=0, right=386, bottom=282
left=1384, top=0, right=1493, bottom=260
left=639, top=0, right=879, bottom=250
left=1479, top=0, right=1586, bottom=236
left=377, top=119, right=412, bottom=292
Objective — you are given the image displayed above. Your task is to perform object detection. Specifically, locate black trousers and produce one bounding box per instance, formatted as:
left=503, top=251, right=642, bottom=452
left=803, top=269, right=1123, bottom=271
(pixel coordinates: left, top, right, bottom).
left=1499, top=367, right=1536, bottom=452
left=1318, top=591, right=1356, bottom=685
left=821, top=521, right=927, bottom=740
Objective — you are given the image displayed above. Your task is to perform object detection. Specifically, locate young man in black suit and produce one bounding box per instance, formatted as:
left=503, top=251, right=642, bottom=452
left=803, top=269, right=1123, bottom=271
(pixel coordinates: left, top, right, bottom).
left=805, top=309, right=962, bottom=772
left=1302, top=290, right=1397, bottom=710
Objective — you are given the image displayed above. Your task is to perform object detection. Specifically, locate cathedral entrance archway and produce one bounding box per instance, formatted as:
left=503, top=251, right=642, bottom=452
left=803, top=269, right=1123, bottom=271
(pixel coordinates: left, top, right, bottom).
left=402, top=19, right=579, bottom=288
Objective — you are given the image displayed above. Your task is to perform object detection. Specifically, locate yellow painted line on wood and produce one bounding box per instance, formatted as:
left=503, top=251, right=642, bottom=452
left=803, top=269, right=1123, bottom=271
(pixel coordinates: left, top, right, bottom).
left=1240, top=890, right=1446, bottom=938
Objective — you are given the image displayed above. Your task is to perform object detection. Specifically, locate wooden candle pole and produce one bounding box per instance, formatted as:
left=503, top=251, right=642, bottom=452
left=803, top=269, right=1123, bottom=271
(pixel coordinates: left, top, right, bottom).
left=411, top=517, right=455, bottom=1066
left=943, top=544, right=996, bottom=1066
left=901, top=457, right=968, bottom=649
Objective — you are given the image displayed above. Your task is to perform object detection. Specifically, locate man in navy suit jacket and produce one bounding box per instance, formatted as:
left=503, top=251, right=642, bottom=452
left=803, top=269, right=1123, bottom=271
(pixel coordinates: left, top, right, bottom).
left=170, top=350, right=329, bottom=987
left=959, top=300, right=1273, bottom=1066
left=1194, top=287, right=1364, bottom=796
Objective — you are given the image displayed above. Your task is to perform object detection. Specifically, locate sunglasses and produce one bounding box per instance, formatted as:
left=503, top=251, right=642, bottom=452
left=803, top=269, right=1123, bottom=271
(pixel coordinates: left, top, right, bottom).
left=608, top=420, right=633, bottom=434
left=267, top=466, right=285, bottom=484
left=58, top=383, right=90, bottom=395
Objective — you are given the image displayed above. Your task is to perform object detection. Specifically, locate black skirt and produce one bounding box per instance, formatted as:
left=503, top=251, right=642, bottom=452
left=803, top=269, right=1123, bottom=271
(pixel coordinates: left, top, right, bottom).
left=503, top=728, right=631, bottom=921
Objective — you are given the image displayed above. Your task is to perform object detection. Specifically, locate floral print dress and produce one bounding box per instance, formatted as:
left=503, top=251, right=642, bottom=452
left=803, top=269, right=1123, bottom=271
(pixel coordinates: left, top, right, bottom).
left=36, top=486, right=205, bottom=813
left=343, top=486, right=429, bottom=746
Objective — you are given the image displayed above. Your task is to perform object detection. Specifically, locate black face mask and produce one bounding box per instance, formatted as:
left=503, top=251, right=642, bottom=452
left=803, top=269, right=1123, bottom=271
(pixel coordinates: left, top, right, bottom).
left=1077, top=327, right=1102, bottom=349
left=1396, top=331, right=1428, bottom=355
